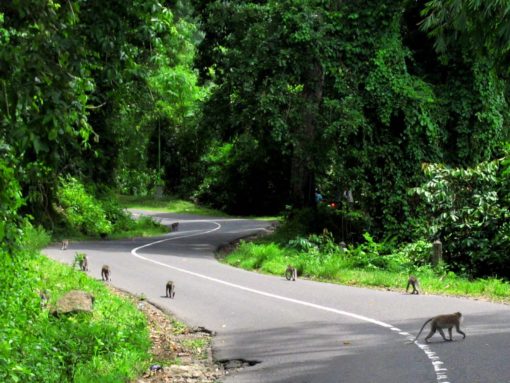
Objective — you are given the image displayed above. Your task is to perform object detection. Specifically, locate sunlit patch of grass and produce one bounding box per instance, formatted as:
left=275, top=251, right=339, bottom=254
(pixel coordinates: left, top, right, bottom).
left=117, top=194, right=280, bottom=220
left=118, top=195, right=229, bottom=216
left=181, top=338, right=208, bottom=358
left=171, top=319, right=188, bottom=335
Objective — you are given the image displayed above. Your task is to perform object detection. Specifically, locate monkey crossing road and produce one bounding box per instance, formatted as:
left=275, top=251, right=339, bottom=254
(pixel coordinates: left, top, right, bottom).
left=44, top=211, right=510, bottom=383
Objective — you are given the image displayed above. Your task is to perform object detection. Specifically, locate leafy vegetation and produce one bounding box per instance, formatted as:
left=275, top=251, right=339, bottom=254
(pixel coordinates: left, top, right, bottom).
left=0, top=227, right=150, bottom=383
left=223, top=232, right=510, bottom=302
left=2, top=0, right=510, bottom=380
left=413, top=158, right=510, bottom=277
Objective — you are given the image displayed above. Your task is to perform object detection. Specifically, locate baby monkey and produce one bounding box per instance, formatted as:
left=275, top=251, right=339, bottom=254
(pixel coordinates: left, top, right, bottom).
left=406, top=275, right=420, bottom=294
left=413, top=312, right=466, bottom=343
left=285, top=265, right=297, bottom=281
left=165, top=280, right=176, bottom=298
left=61, top=239, right=69, bottom=250
left=101, top=265, right=111, bottom=281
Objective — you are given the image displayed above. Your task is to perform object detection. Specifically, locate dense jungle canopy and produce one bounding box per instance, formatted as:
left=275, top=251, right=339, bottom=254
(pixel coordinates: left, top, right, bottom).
left=1, top=0, right=510, bottom=276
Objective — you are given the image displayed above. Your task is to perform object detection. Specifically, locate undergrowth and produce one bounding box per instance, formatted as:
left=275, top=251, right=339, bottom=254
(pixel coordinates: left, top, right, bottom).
left=0, top=224, right=151, bottom=382
left=223, top=231, right=510, bottom=303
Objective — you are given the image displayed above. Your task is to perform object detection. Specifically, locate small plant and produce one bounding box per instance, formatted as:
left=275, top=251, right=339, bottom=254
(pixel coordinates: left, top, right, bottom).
left=181, top=338, right=208, bottom=355
left=171, top=319, right=188, bottom=335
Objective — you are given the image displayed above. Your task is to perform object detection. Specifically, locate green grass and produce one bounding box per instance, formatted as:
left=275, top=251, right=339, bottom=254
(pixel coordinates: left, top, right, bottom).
left=117, top=194, right=229, bottom=216
left=223, top=241, right=510, bottom=303
left=108, top=215, right=169, bottom=240
left=118, top=194, right=281, bottom=221
left=0, top=227, right=151, bottom=382
left=181, top=338, right=208, bottom=355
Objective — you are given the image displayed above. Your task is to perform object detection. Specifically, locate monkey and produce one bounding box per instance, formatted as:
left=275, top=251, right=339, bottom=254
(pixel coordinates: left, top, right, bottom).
left=285, top=265, right=297, bottom=281
left=79, top=254, right=88, bottom=272
left=171, top=222, right=179, bottom=232
left=406, top=275, right=420, bottom=294
left=61, top=239, right=69, bottom=250
left=101, top=265, right=111, bottom=281
left=165, top=280, right=176, bottom=298
left=412, top=312, right=466, bottom=343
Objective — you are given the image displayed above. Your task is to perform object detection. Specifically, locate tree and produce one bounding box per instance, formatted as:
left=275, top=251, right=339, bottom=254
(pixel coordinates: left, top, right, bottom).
left=193, top=0, right=510, bottom=239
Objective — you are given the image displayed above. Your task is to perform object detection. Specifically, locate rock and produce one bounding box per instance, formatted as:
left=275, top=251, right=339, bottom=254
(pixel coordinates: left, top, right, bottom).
left=51, top=290, right=95, bottom=316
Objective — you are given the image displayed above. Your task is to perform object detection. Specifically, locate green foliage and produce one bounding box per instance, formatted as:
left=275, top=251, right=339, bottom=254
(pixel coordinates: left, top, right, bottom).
left=0, top=252, right=150, bottom=382
left=115, top=168, right=160, bottom=197
left=192, top=0, right=510, bottom=243
left=195, top=134, right=290, bottom=215
left=0, top=145, right=24, bottom=253
left=21, top=223, right=52, bottom=254
left=224, top=237, right=510, bottom=302
left=287, top=230, right=338, bottom=256
left=0, top=0, right=204, bottom=228
left=420, top=0, right=510, bottom=71
left=413, top=159, right=510, bottom=277
left=56, top=177, right=112, bottom=236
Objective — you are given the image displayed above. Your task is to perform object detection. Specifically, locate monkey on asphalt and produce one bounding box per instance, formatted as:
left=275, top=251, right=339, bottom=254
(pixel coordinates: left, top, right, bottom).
left=165, top=280, right=175, bottom=298
left=61, top=239, right=69, bottom=250
left=79, top=254, right=88, bottom=272
left=412, top=312, right=466, bottom=343
left=285, top=265, right=297, bottom=281
left=101, top=265, right=111, bottom=281
left=171, top=222, right=179, bottom=231
left=406, top=275, right=420, bottom=294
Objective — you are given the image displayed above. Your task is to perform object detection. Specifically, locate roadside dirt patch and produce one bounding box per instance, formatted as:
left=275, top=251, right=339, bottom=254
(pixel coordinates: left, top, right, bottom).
left=109, top=287, right=225, bottom=383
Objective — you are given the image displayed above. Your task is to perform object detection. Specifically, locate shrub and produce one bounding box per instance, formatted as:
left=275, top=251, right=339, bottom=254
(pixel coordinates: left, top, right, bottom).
left=56, top=177, right=112, bottom=236
left=413, top=159, right=510, bottom=277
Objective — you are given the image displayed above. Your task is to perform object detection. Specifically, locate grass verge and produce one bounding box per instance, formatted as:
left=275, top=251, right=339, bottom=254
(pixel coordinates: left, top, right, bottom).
left=0, top=227, right=151, bottom=382
left=222, top=241, right=510, bottom=303
left=117, top=194, right=280, bottom=221
left=117, top=195, right=228, bottom=216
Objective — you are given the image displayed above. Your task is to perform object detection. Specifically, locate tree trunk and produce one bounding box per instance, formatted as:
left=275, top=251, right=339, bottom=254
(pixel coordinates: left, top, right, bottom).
left=290, top=60, right=324, bottom=208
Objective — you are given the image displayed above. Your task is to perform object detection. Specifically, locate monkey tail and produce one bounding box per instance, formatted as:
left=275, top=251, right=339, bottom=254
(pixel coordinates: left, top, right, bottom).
left=413, top=318, right=433, bottom=342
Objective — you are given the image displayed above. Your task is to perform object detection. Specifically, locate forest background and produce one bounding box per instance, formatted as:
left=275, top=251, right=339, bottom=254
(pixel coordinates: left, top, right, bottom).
left=2, top=1, right=510, bottom=381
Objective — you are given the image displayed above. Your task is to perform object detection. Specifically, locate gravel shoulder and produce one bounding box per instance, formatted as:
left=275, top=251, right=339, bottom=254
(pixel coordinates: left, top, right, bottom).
left=109, top=287, right=225, bottom=383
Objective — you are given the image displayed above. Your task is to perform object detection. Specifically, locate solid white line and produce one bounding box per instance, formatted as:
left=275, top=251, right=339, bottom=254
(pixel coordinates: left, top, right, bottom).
left=130, top=219, right=450, bottom=383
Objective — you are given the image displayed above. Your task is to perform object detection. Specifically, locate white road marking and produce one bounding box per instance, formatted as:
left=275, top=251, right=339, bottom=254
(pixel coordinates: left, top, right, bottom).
left=130, top=219, right=450, bottom=383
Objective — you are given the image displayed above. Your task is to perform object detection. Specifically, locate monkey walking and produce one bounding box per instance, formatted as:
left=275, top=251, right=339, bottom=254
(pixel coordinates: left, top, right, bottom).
left=165, top=280, right=175, bottom=298
left=171, top=222, right=179, bottom=232
left=285, top=265, right=297, bottom=281
left=61, top=239, right=69, bottom=250
left=412, top=312, right=466, bottom=343
left=79, top=255, right=88, bottom=272
left=406, top=275, right=420, bottom=294
left=101, top=265, right=111, bottom=281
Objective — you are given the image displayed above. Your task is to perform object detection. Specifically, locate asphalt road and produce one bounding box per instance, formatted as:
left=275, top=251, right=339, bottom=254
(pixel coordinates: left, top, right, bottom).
left=43, top=212, right=510, bottom=383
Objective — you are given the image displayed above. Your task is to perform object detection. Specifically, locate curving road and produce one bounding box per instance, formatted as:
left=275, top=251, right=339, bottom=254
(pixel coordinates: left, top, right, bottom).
left=44, top=212, right=510, bottom=383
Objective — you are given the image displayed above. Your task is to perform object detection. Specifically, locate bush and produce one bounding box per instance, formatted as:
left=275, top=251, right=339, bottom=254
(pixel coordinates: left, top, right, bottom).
left=413, top=159, right=510, bottom=277
left=56, top=177, right=112, bottom=236
left=0, top=146, right=24, bottom=253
